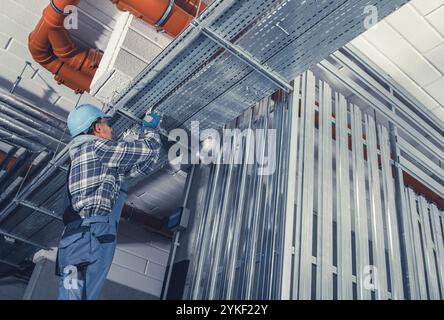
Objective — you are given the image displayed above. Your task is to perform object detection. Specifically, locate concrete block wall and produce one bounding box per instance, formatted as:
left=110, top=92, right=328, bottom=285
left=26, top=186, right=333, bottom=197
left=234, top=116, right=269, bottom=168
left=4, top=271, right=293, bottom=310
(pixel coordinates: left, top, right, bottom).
left=24, top=219, right=171, bottom=300
left=91, top=14, right=173, bottom=103
left=108, top=219, right=171, bottom=297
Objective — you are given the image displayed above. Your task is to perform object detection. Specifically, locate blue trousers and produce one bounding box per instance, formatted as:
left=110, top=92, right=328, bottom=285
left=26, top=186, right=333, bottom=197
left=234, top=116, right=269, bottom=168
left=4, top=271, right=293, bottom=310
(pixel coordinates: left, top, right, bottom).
left=57, top=189, right=127, bottom=300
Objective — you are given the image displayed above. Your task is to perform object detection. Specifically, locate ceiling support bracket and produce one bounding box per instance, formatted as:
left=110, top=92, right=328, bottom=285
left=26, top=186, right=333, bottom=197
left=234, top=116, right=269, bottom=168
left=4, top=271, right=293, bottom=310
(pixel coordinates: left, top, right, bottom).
left=191, top=20, right=293, bottom=93
left=0, top=229, right=50, bottom=250
left=17, top=200, right=63, bottom=221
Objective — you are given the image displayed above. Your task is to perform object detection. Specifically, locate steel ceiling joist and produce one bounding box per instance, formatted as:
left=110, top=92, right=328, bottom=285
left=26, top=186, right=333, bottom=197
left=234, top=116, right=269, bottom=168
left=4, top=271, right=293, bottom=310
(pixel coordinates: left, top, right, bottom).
left=0, top=258, right=23, bottom=270
left=0, top=229, right=49, bottom=250
left=18, top=201, right=63, bottom=222
left=190, top=20, right=293, bottom=93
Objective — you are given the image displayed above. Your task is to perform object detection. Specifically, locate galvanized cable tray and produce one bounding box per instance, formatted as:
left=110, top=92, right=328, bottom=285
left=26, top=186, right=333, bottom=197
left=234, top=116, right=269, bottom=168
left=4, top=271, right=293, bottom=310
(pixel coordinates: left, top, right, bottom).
left=107, top=0, right=407, bottom=140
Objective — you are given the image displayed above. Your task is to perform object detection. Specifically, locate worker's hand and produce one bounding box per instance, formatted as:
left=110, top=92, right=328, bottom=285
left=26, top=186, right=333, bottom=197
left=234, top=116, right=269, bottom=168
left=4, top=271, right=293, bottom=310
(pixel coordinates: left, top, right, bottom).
left=142, top=112, right=161, bottom=130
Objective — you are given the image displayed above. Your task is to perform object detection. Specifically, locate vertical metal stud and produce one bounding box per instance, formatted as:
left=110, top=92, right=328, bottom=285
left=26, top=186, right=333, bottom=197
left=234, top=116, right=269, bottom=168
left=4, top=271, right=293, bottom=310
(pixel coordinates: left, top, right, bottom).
left=429, top=204, right=444, bottom=297
left=417, top=196, right=440, bottom=299
left=225, top=108, right=254, bottom=299
left=379, top=126, right=404, bottom=299
left=316, top=81, right=334, bottom=300
left=336, top=93, right=353, bottom=299
left=365, top=114, right=388, bottom=299
left=406, top=189, right=428, bottom=299
left=351, top=105, right=371, bottom=300
left=295, top=71, right=316, bottom=299
left=282, top=77, right=301, bottom=299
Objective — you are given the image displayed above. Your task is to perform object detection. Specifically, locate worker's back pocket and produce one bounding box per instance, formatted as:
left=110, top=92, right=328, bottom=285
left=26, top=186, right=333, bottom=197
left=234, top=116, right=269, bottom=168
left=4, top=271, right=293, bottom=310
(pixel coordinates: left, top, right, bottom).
left=56, top=231, right=99, bottom=276
left=90, top=221, right=116, bottom=245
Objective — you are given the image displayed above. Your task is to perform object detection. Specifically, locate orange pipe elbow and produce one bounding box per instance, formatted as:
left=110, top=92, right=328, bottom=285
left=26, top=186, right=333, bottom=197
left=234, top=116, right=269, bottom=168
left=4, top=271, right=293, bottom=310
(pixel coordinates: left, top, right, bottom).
left=55, top=63, right=93, bottom=93
left=29, top=0, right=200, bottom=93
left=28, top=0, right=101, bottom=93
left=112, top=0, right=194, bottom=37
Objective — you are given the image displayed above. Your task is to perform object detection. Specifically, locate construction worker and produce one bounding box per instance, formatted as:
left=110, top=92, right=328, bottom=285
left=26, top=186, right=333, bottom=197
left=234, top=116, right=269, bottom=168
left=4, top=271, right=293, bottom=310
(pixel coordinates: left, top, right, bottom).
left=56, top=104, right=161, bottom=300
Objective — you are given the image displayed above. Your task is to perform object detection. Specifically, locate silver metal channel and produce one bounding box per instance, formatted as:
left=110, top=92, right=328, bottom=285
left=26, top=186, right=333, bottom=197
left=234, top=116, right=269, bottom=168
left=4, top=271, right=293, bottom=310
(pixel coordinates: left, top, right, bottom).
left=417, top=196, right=440, bottom=299
left=351, top=105, right=370, bottom=300
left=379, top=126, right=404, bottom=299
left=0, top=146, right=69, bottom=224
left=336, top=93, right=353, bottom=299
left=0, top=229, right=49, bottom=250
left=281, top=77, right=301, bottom=299
left=318, top=60, right=443, bottom=163
left=429, top=204, right=444, bottom=298
left=400, top=183, right=420, bottom=299
left=295, top=71, right=316, bottom=299
left=225, top=109, right=254, bottom=299
left=245, top=100, right=268, bottom=299
left=332, top=49, right=443, bottom=149
left=397, top=137, right=444, bottom=183
left=191, top=20, right=293, bottom=93
left=365, top=114, right=388, bottom=299
left=316, top=80, right=334, bottom=300
left=399, top=156, right=443, bottom=199
left=207, top=120, right=237, bottom=299
left=18, top=200, right=63, bottom=221
left=405, top=188, right=428, bottom=299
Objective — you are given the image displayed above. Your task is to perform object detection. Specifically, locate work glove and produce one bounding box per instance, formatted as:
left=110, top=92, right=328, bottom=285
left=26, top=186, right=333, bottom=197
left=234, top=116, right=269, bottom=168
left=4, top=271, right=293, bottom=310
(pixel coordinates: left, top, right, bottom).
left=142, top=112, right=161, bottom=130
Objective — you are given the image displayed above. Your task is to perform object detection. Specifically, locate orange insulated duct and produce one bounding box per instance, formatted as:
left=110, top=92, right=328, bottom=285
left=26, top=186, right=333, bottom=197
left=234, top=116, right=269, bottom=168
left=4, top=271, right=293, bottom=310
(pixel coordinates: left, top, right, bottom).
left=29, top=0, right=206, bottom=93
left=111, top=0, right=194, bottom=37
left=28, top=0, right=102, bottom=93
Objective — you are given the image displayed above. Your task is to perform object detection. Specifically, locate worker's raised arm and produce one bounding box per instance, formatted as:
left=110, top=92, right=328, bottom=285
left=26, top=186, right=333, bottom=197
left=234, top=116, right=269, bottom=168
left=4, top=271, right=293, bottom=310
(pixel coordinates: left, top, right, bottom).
left=93, top=130, right=161, bottom=172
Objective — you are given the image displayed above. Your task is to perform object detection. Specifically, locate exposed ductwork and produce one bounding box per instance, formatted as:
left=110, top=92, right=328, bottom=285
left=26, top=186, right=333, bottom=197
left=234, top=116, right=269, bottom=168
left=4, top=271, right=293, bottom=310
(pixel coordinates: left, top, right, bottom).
left=0, top=91, right=67, bottom=152
left=0, top=113, right=66, bottom=152
left=28, top=0, right=103, bottom=93
left=0, top=91, right=66, bottom=132
left=0, top=128, right=46, bottom=153
left=28, top=1, right=207, bottom=94
left=0, top=103, right=67, bottom=142
left=111, top=0, right=200, bottom=37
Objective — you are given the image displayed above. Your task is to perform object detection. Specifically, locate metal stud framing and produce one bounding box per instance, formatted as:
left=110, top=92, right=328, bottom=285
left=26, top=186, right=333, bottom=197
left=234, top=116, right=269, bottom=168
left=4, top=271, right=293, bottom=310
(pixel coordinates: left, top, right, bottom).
left=403, top=190, right=444, bottom=299
left=180, top=69, right=443, bottom=299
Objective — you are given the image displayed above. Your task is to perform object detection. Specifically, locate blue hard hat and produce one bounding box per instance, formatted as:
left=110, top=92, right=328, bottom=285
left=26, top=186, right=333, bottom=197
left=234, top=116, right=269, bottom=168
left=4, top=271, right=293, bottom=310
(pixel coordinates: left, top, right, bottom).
left=67, top=104, right=112, bottom=137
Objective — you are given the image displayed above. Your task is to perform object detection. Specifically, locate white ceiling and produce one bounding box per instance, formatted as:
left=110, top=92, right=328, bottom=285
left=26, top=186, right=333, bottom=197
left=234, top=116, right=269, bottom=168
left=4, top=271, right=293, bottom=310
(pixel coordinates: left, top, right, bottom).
left=351, top=0, right=444, bottom=124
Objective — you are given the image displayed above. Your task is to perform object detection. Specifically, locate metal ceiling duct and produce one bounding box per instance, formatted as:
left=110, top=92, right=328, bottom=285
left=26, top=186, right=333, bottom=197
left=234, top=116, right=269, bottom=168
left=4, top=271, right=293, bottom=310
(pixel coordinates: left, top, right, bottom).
left=0, top=113, right=66, bottom=152
left=0, top=91, right=66, bottom=132
left=0, top=103, right=67, bottom=142
left=0, top=128, right=46, bottom=153
left=107, top=0, right=409, bottom=165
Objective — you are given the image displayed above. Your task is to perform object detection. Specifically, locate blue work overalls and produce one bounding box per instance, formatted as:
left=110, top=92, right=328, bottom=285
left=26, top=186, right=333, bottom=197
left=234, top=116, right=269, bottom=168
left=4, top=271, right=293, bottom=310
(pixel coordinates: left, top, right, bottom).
left=56, top=184, right=127, bottom=300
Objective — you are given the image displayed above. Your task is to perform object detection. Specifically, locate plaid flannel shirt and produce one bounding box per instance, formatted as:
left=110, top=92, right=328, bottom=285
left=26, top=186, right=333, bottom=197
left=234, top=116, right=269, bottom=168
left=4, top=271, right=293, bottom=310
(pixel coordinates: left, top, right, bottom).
left=68, top=131, right=161, bottom=217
